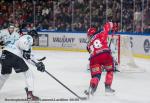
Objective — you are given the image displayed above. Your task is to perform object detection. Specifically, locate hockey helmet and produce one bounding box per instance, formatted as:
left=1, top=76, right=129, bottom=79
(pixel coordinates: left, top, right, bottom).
left=27, top=30, right=38, bottom=38
left=8, top=23, right=15, bottom=33
left=8, top=23, right=15, bottom=28
left=87, top=27, right=97, bottom=37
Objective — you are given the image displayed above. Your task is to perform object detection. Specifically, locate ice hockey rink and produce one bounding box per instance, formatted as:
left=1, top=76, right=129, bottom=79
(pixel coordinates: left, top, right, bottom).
left=0, top=50, right=150, bottom=103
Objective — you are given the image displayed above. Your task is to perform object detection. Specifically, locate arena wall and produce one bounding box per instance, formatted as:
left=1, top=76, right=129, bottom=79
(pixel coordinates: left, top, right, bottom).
left=29, top=31, right=150, bottom=59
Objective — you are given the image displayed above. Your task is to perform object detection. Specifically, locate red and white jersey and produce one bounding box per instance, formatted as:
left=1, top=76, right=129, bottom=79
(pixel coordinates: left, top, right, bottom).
left=87, top=22, right=113, bottom=57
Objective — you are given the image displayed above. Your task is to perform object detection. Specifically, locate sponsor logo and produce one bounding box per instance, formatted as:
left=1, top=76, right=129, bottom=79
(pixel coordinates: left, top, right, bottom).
left=143, top=39, right=150, bottom=53
left=53, top=35, right=75, bottom=43
left=79, top=38, right=88, bottom=43
left=39, top=34, right=48, bottom=46
left=53, top=35, right=75, bottom=47
left=92, top=67, right=100, bottom=72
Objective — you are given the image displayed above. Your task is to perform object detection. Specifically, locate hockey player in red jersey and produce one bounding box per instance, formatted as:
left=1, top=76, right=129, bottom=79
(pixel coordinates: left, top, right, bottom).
left=85, top=22, right=118, bottom=96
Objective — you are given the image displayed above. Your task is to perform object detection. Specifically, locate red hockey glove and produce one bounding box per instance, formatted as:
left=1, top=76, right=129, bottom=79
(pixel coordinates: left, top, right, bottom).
left=112, top=23, right=118, bottom=32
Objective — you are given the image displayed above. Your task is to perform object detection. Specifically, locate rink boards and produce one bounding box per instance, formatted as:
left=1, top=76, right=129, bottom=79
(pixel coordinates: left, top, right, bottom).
left=30, top=31, right=150, bottom=59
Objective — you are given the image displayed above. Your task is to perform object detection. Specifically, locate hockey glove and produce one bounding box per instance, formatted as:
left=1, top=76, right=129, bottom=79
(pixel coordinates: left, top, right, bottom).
left=0, top=41, right=4, bottom=46
left=23, top=49, right=31, bottom=60
left=36, top=62, right=45, bottom=72
left=112, top=23, right=118, bottom=32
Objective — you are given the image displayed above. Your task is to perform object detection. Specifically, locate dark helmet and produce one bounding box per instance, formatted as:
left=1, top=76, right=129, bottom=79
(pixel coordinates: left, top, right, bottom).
left=27, top=30, right=38, bottom=38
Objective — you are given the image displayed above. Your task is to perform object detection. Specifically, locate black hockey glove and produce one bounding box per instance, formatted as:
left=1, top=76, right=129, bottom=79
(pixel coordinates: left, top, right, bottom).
left=0, top=41, right=4, bottom=46
left=23, top=49, right=31, bottom=60
left=36, top=62, right=45, bottom=72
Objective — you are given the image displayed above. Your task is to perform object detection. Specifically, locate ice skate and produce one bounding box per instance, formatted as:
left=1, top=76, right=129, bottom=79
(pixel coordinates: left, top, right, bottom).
left=105, top=84, right=115, bottom=95
left=84, top=86, right=97, bottom=99
left=25, top=87, right=40, bottom=101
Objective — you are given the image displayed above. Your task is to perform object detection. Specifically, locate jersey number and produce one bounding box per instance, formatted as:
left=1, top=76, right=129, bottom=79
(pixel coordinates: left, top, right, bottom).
left=90, top=40, right=102, bottom=53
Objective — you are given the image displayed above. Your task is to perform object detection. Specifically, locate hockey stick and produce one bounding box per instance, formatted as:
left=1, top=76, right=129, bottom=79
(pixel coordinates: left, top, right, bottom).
left=37, top=56, right=46, bottom=61
left=108, top=30, right=115, bottom=48
left=31, top=60, right=87, bottom=100
left=108, top=29, right=120, bottom=72
left=108, top=22, right=119, bottom=48
left=44, top=70, right=87, bottom=100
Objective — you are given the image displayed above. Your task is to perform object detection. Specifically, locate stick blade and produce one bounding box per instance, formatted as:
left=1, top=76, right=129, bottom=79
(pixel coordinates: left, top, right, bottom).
left=79, top=97, right=87, bottom=100
left=37, top=56, right=46, bottom=61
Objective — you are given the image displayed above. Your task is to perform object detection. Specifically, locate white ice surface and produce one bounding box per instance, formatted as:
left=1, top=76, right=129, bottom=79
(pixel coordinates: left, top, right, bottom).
left=0, top=50, right=150, bottom=103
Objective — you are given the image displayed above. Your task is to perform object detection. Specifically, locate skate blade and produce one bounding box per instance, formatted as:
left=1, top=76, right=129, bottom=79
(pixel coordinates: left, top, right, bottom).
left=105, top=92, right=115, bottom=96
left=84, top=90, right=90, bottom=99
left=84, top=90, right=95, bottom=99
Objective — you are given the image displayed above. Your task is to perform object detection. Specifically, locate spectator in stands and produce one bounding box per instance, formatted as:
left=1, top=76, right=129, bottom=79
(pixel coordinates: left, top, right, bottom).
left=0, top=0, right=149, bottom=33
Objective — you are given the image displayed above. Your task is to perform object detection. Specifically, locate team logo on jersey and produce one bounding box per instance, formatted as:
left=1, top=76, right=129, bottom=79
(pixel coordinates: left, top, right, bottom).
left=27, top=36, right=31, bottom=42
left=143, top=39, right=150, bottom=53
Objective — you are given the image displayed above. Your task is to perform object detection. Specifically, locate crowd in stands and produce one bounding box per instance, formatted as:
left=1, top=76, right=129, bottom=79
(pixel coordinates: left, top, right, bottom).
left=0, top=0, right=150, bottom=32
